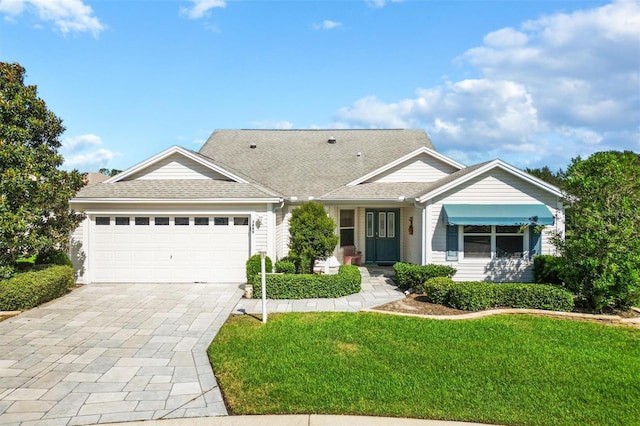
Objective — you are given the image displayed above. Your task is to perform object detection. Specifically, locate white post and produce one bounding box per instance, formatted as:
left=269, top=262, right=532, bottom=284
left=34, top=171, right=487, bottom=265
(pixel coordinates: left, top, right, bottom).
left=259, top=250, right=267, bottom=324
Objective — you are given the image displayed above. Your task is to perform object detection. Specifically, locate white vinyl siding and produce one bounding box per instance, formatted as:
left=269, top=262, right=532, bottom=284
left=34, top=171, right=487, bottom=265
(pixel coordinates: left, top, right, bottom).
left=69, top=218, right=88, bottom=284
left=368, top=154, right=459, bottom=183
left=125, top=153, right=231, bottom=181
left=426, top=169, right=563, bottom=282
left=402, top=205, right=423, bottom=265
left=252, top=209, right=269, bottom=255
left=275, top=208, right=285, bottom=259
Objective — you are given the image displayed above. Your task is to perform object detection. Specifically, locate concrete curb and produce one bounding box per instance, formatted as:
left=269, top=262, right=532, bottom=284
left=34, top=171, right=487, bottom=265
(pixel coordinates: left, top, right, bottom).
left=365, top=306, right=640, bottom=326
left=104, top=414, right=493, bottom=426
left=0, top=310, right=21, bottom=318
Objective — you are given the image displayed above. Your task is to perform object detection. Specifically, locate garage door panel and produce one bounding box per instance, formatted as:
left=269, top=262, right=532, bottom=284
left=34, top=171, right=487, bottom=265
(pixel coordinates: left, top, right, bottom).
left=93, top=215, right=250, bottom=283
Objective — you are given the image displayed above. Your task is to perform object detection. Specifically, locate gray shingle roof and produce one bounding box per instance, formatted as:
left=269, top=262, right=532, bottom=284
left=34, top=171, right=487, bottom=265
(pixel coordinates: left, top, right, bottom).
left=319, top=182, right=438, bottom=201
left=74, top=179, right=278, bottom=200
left=198, top=129, right=435, bottom=198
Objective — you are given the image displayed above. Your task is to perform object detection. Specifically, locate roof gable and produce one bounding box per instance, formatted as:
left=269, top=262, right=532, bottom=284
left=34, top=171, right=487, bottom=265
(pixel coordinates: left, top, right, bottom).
left=417, top=160, right=564, bottom=202
left=350, top=147, right=464, bottom=185
left=107, top=146, right=247, bottom=184
left=198, top=129, right=436, bottom=198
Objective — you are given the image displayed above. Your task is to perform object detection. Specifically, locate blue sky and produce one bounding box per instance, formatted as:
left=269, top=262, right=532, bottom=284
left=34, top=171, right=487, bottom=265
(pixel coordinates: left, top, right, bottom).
left=1, top=0, right=638, bottom=173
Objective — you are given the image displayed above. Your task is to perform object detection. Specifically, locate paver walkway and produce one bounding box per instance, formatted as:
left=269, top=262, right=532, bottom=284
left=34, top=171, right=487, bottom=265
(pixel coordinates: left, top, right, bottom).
left=233, top=266, right=404, bottom=314
left=0, top=283, right=243, bottom=425
left=0, top=267, right=403, bottom=426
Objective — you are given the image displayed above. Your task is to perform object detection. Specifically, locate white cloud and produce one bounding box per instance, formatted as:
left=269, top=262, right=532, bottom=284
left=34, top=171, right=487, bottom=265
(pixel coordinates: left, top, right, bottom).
left=366, top=0, right=403, bottom=8
left=180, top=0, right=226, bottom=20
left=61, top=134, right=119, bottom=171
left=61, top=134, right=102, bottom=151
left=0, top=0, right=105, bottom=36
left=252, top=120, right=294, bottom=130
left=64, top=149, right=116, bottom=169
left=483, top=28, right=528, bottom=47
left=334, top=0, right=640, bottom=169
left=313, top=20, right=342, bottom=31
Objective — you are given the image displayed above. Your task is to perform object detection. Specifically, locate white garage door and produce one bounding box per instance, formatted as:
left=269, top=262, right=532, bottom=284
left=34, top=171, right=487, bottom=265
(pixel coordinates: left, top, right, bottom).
left=92, top=215, right=250, bottom=283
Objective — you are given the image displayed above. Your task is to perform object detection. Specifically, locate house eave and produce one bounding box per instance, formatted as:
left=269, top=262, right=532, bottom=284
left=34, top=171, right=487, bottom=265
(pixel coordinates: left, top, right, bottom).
left=70, top=197, right=282, bottom=205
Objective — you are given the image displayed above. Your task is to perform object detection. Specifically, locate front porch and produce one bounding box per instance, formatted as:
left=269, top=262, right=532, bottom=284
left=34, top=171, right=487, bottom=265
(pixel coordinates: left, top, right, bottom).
left=328, top=205, right=425, bottom=267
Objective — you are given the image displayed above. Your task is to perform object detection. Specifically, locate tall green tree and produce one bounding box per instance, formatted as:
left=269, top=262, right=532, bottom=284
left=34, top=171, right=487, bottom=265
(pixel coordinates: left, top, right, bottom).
left=288, top=202, right=339, bottom=274
left=555, top=151, right=640, bottom=311
left=98, top=168, right=122, bottom=177
left=0, top=62, right=85, bottom=267
left=524, top=166, right=565, bottom=188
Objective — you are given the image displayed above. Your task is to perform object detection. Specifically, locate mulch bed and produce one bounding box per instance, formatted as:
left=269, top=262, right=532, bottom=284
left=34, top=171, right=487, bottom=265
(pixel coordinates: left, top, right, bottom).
left=375, top=293, right=640, bottom=320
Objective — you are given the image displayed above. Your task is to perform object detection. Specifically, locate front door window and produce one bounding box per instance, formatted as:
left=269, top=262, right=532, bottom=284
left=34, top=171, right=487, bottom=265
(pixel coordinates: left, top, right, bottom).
left=366, top=212, right=374, bottom=237
left=378, top=212, right=386, bottom=237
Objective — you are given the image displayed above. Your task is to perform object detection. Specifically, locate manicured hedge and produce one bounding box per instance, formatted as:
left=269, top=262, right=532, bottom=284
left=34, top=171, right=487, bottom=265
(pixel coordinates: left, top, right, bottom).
left=253, top=265, right=361, bottom=299
left=393, top=262, right=457, bottom=290
left=442, top=281, right=574, bottom=312
left=0, top=265, right=74, bottom=311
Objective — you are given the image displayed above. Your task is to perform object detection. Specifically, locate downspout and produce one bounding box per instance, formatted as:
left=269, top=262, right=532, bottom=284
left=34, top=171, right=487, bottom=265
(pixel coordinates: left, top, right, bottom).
left=413, top=198, right=427, bottom=265
left=270, top=198, right=285, bottom=260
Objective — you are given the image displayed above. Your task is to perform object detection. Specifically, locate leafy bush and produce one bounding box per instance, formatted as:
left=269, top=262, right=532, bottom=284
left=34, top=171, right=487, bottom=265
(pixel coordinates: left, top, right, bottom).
left=246, top=254, right=273, bottom=285
left=420, top=277, right=455, bottom=304
left=275, top=259, right=296, bottom=274
left=15, top=255, right=37, bottom=271
left=35, top=249, right=73, bottom=266
left=0, top=265, right=74, bottom=311
left=533, top=255, right=563, bottom=285
left=253, top=265, right=361, bottom=299
left=556, top=150, right=640, bottom=311
left=445, top=282, right=574, bottom=312
left=393, top=263, right=457, bottom=290
left=0, top=265, right=15, bottom=280
left=288, top=202, right=339, bottom=274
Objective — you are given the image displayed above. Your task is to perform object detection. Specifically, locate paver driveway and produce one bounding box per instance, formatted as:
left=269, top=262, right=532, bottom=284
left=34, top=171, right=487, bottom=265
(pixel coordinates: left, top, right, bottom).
left=0, top=283, right=243, bottom=425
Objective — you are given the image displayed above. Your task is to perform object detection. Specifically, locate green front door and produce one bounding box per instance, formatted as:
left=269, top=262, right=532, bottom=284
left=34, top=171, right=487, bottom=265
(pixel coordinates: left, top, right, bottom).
left=365, top=209, right=400, bottom=265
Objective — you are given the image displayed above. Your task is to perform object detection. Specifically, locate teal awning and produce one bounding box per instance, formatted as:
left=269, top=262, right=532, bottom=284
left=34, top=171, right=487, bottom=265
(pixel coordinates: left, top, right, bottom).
left=443, top=204, right=554, bottom=226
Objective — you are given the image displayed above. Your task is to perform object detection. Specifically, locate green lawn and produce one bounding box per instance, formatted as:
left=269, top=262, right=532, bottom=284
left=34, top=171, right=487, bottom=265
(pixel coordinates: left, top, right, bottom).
left=208, top=312, right=640, bottom=426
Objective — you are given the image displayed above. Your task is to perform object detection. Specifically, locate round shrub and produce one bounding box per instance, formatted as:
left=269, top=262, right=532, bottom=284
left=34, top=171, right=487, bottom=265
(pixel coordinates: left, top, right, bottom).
left=275, top=259, right=296, bottom=274
left=246, top=254, right=273, bottom=284
left=36, top=250, right=72, bottom=267
left=420, top=277, right=455, bottom=305
left=393, top=262, right=457, bottom=290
